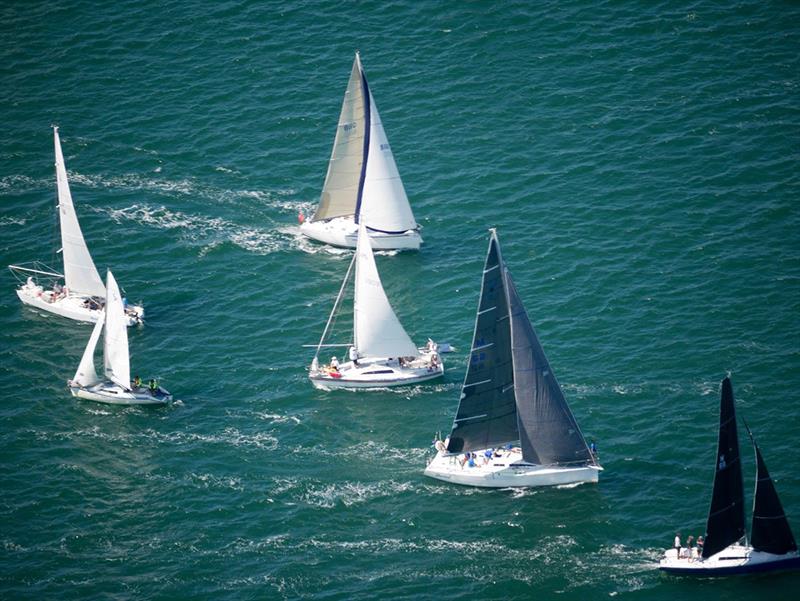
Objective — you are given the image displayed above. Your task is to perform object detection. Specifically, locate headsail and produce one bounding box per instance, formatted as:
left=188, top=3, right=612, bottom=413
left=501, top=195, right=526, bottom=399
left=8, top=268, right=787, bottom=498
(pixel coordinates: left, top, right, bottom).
left=103, top=270, right=131, bottom=389
left=313, top=54, right=368, bottom=223
left=54, top=127, right=105, bottom=298
left=506, top=272, right=593, bottom=466
left=703, top=377, right=746, bottom=558
left=447, top=231, right=517, bottom=453
left=72, top=310, right=104, bottom=387
left=353, top=222, right=417, bottom=359
left=744, top=422, right=798, bottom=555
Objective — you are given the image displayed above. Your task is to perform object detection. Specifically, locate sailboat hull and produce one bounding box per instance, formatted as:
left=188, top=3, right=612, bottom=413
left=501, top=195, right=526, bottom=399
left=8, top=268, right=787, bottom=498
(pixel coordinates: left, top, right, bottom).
left=424, top=449, right=602, bottom=488
left=309, top=355, right=443, bottom=390
left=301, top=218, right=422, bottom=251
left=659, top=544, right=800, bottom=576
left=16, top=282, right=143, bottom=326
left=69, top=381, right=171, bottom=405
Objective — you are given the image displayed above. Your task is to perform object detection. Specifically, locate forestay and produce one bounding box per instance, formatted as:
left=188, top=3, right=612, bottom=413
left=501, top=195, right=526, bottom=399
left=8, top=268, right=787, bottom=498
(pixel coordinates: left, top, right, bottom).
left=54, top=127, right=105, bottom=298
left=103, top=270, right=131, bottom=389
left=353, top=223, right=417, bottom=359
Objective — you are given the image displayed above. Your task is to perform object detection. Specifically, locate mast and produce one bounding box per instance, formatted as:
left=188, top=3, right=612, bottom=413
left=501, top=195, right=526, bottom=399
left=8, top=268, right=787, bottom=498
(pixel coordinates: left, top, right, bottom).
left=446, top=229, right=517, bottom=453
left=743, top=421, right=798, bottom=555
left=702, top=377, right=746, bottom=558
left=353, top=51, right=370, bottom=225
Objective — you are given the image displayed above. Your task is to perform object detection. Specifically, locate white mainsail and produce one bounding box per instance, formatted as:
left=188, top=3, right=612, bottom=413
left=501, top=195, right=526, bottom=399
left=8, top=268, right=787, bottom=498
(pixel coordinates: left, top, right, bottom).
left=360, top=89, right=417, bottom=233
left=311, top=53, right=418, bottom=233
left=103, top=270, right=130, bottom=389
left=72, top=310, right=104, bottom=387
left=353, top=222, right=417, bottom=358
left=54, top=127, right=105, bottom=298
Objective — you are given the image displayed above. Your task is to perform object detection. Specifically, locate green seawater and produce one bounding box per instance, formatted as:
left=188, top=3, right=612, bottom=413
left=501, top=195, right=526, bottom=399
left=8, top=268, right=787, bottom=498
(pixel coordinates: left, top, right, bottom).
left=1, top=1, right=799, bottom=599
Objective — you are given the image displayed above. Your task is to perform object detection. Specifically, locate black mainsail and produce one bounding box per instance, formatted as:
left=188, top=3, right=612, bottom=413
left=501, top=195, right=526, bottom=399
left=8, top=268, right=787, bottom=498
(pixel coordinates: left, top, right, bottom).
left=446, top=232, right=516, bottom=453
left=702, top=377, right=746, bottom=558
left=446, top=230, right=594, bottom=467
left=744, top=423, right=798, bottom=556
left=506, top=272, right=593, bottom=466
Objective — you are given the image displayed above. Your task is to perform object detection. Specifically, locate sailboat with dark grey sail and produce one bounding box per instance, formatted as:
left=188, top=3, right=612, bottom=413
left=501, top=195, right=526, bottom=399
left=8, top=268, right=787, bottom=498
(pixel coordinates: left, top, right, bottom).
left=660, top=377, right=800, bottom=575
left=424, top=229, right=601, bottom=487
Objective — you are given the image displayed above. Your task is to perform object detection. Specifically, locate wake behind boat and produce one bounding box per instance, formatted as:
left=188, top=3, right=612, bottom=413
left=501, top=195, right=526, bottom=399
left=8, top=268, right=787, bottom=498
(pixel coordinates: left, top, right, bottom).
left=424, top=229, right=601, bottom=488
left=9, top=127, right=143, bottom=326
left=308, top=222, right=442, bottom=389
left=68, top=269, right=170, bottom=406
left=300, top=52, right=422, bottom=251
left=659, top=377, right=800, bottom=576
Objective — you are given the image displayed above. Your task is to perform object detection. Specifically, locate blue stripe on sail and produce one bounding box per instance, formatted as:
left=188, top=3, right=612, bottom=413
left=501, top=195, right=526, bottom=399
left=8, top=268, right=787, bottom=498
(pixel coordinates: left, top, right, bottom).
left=354, top=64, right=371, bottom=224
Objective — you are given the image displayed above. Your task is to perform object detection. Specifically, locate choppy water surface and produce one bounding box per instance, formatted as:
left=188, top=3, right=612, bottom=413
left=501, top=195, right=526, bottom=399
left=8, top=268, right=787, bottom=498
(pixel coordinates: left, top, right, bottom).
left=1, top=1, right=798, bottom=599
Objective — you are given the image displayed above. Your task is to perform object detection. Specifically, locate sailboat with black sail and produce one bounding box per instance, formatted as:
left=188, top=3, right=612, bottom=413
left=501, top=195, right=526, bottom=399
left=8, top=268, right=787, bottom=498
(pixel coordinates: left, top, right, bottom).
left=424, top=229, right=601, bottom=487
left=300, top=52, right=422, bottom=250
left=659, top=377, right=800, bottom=575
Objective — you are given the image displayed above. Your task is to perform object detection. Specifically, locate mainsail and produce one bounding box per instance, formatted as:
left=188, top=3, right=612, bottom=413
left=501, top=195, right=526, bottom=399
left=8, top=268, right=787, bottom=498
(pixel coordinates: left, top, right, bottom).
left=353, top=223, right=417, bottom=359
left=72, top=311, right=104, bottom=387
left=506, top=272, right=593, bottom=466
left=54, top=127, right=105, bottom=298
left=745, top=423, right=798, bottom=555
left=103, top=270, right=131, bottom=389
left=311, top=53, right=418, bottom=234
left=703, top=377, right=746, bottom=558
left=447, top=232, right=516, bottom=453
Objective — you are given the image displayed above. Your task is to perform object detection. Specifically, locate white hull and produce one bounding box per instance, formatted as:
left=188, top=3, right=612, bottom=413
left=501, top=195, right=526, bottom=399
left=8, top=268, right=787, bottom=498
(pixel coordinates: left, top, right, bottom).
left=424, top=448, right=602, bottom=488
left=16, top=281, right=143, bottom=326
left=659, top=544, right=800, bottom=576
left=69, top=381, right=171, bottom=405
left=301, top=217, right=422, bottom=251
left=309, top=353, right=443, bottom=389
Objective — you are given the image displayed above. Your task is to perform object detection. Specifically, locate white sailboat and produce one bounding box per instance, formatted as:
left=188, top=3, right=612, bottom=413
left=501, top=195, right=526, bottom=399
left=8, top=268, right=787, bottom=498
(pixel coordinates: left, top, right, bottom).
left=300, top=52, right=422, bottom=251
left=424, top=230, right=602, bottom=487
left=659, top=377, right=800, bottom=575
left=68, top=269, right=170, bottom=405
left=308, top=222, right=442, bottom=389
left=8, top=127, right=144, bottom=326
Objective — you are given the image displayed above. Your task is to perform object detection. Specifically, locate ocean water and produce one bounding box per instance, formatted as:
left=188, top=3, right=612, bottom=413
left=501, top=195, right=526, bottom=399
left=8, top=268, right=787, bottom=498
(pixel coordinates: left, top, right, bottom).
left=1, top=1, right=799, bottom=599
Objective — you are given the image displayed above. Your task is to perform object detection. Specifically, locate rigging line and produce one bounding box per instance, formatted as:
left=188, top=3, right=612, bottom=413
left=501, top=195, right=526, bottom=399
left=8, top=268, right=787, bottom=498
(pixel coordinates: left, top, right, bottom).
left=313, top=252, right=356, bottom=361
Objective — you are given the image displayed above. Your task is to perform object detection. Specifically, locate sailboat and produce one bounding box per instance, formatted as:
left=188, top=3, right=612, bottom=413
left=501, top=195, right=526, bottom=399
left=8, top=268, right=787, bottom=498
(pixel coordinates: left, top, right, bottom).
left=8, top=127, right=144, bottom=326
left=68, top=269, right=170, bottom=405
left=424, top=229, right=602, bottom=487
left=300, top=52, right=422, bottom=251
left=659, top=377, right=800, bottom=575
left=308, top=222, right=442, bottom=389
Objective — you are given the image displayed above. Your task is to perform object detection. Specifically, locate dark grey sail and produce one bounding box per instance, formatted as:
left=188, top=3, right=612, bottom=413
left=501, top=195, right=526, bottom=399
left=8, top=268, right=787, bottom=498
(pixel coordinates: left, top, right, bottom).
left=505, top=272, right=593, bottom=466
left=446, top=231, right=517, bottom=453
left=744, top=423, right=798, bottom=555
left=703, top=377, right=746, bottom=559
